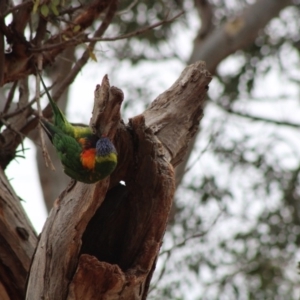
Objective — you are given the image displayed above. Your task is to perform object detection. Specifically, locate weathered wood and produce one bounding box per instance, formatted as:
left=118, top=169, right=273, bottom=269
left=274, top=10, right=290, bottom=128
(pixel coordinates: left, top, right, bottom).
left=0, top=169, right=37, bottom=300
left=69, top=116, right=175, bottom=299
left=26, top=78, right=125, bottom=300
left=67, top=62, right=211, bottom=299
left=90, top=75, right=124, bottom=139
left=26, top=180, right=110, bottom=299
left=144, top=60, right=211, bottom=166
left=67, top=255, right=125, bottom=299
left=26, top=61, right=211, bottom=299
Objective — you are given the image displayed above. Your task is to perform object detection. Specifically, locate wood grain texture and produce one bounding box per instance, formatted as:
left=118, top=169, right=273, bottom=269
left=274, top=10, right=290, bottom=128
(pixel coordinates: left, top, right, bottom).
left=70, top=116, right=175, bottom=299
left=0, top=169, right=37, bottom=300
left=143, top=61, right=211, bottom=166
left=26, top=61, right=211, bottom=299
left=26, top=75, right=124, bottom=300
left=67, top=62, right=211, bottom=299
left=90, top=75, right=124, bottom=139
left=26, top=180, right=110, bottom=299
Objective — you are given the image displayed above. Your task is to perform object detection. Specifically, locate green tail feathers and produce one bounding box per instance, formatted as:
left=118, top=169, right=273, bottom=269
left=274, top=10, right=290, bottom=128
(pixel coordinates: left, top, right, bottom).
left=38, top=69, right=118, bottom=183
left=37, top=70, right=71, bottom=133
left=40, top=118, right=59, bottom=143
left=38, top=70, right=93, bottom=138
left=38, top=72, right=69, bottom=123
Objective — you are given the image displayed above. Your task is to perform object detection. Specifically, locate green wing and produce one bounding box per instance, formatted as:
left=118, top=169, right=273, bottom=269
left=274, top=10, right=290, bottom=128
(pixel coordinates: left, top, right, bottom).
left=48, top=125, right=106, bottom=183
left=51, top=129, right=83, bottom=173
left=41, top=120, right=82, bottom=172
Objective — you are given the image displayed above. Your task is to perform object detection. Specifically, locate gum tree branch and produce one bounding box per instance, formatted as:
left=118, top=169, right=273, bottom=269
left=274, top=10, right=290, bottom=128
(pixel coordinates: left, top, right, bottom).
left=26, top=61, right=211, bottom=299
left=0, top=169, right=37, bottom=300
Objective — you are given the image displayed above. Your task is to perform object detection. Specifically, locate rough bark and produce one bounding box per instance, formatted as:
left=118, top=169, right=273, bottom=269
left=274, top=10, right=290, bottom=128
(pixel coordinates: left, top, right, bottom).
left=0, top=78, right=32, bottom=170
left=0, top=169, right=37, bottom=300
left=26, top=61, right=211, bottom=299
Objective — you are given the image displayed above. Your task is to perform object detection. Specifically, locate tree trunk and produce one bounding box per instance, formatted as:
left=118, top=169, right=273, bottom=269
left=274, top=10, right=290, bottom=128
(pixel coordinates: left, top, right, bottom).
left=0, top=169, right=37, bottom=300
left=26, top=61, right=211, bottom=299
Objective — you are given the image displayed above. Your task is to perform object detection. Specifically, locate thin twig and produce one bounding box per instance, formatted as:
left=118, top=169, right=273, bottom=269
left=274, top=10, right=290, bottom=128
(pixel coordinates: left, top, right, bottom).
left=36, top=57, right=55, bottom=170
left=0, top=36, right=4, bottom=86
left=148, top=209, right=223, bottom=293
left=29, top=32, right=86, bottom=53
left=148, top=251, right=171, bottom=294
left=3, top=82, right=55, bottom=120
left=29, top=0, right=113, bottom=53
left=211, top=100, right=300, bottom=128
left=160, top=209, right=223, bottom=256
left=184, top=134, right=214, bottom=176
left=116, top=0, right=138, bottom=16
left=0, top=118, right=25, bottom=139
left=29, top=11, right=184, bottom=53
left=17, top=78, right=30, bottom=154
left=0, top=0, right=6, bottom=86
left=3, top=99, right=35, bottom=119
left=4, top=81, right=18, bottom=113
left=86, top=11, right=184, bottom=42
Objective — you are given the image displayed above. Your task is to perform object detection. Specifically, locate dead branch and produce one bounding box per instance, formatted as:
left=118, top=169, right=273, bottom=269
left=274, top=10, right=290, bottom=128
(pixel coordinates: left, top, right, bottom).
left=26, top=61, right=211, bottom=299
left=144, top=61, right=211, bottom=166
left=26, top=71, right=123, bottom=299
left=69, top=115, right=175, bottom=299
left=90, top=75, right=124, bottom=139
left=11, top=1, right=32, bottom=34
left=0, top=169, right=37, bottom=300
left=25, top=179, right=112, bottom=299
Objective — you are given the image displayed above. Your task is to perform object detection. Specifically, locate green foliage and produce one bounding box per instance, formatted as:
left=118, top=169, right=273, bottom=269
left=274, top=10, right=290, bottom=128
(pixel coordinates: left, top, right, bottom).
left=35, top=0, right=61, bottom=17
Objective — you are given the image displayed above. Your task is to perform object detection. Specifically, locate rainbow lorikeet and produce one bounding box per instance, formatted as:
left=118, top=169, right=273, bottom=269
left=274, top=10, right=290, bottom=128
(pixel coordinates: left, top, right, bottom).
left=38, top=72, right=117, bottom=183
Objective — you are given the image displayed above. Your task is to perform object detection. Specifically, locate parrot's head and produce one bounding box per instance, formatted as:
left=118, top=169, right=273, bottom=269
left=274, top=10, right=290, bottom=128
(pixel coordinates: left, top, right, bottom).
left=96, top=137, right=117, bottom=157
